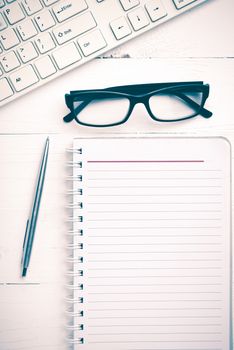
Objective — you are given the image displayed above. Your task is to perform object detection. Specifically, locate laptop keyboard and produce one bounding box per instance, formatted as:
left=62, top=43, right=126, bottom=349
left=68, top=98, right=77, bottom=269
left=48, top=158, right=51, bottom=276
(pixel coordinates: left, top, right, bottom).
left=0, top=0, right=209, bottom=107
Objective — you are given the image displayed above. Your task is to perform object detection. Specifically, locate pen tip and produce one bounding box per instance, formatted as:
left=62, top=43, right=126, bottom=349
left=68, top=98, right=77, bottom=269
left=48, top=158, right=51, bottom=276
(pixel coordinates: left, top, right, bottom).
left=22, top=267, right=27, bottom=277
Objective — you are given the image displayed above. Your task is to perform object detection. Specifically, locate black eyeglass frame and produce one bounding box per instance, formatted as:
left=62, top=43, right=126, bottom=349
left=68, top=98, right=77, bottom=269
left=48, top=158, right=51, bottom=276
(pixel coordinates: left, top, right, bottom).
left=64, top=81, right=212, bottom=127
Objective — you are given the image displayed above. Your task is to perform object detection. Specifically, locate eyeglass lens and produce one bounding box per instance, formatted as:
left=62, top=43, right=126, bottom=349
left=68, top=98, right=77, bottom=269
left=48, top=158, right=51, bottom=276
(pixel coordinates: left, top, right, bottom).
left=73, top=97, right=130, bottom=126
left=149, top=91, right=203, bottom=120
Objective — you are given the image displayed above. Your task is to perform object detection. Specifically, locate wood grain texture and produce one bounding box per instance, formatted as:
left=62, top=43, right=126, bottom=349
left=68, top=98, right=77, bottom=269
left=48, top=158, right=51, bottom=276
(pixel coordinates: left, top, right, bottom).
left=0, top=0, right=233, bottom=348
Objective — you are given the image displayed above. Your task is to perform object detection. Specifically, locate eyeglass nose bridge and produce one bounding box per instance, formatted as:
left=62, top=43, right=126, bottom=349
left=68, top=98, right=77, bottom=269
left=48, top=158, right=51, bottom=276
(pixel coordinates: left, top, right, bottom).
left=131, top=95, right=149, bottom=104
left=128, top=95, right=153, bottom=119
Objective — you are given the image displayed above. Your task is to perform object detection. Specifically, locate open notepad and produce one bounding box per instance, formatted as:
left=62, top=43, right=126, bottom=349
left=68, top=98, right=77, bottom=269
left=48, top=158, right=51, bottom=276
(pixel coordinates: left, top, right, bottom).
left=68, top=137, right=231, bottom=350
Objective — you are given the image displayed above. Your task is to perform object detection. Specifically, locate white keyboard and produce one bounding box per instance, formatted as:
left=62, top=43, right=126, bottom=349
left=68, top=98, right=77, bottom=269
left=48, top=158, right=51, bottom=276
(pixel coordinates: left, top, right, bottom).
left=0, top=0, right=209, bottom=107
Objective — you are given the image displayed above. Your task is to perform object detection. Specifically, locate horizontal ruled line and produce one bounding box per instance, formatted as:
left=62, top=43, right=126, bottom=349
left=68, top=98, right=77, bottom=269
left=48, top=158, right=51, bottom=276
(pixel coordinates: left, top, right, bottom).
left=88, top=258, right=222, bottom=262
left=89, top=315, right=222, bottom=319
left=88, top=186, right=222, bottom=189
left=88, top=275, right=222, bottom=278
left=89, top=167, right=222, bottom=174
left=87, top=202, right=222, bottom=205
left=88, top=169, right=221, bottom=172
left=89, top=267, right=221, bottom=270
left=88, top=251, right=222, bottom=254
left=88, top=331, right=221, bottom=335
left=88, top=292, right=222, bottom=295
left=88, top=243, right=221, bottom=246
left=88, top=219, right=221, bottom=221
left=88, top=300, right=221, bottom=303
left=88, top=341, right=221, bottom=344
left=131, top=348, right=222, bottom=350
left=88, top=226, right=222, bottom=229
left=88, top=160, right=205, bottom=163
left=88, top=283, right=223, bottom=287
left=88, top=235, right=221, bottom=238
left=89, top=194, right=222, bottom=197
left=88, top=210, right=221, bottom=213
left=90, top=323, right=221, bottom=327
left=88, top=307, right=221, bottom=311
left=88, top=177, right=221, bottom=180
left=1, top=282, right=41, bottom=286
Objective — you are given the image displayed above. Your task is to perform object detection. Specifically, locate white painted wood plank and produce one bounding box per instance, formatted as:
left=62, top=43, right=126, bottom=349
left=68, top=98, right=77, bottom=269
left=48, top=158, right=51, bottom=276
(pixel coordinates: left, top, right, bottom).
left=0, top=135, right=70, bottom=350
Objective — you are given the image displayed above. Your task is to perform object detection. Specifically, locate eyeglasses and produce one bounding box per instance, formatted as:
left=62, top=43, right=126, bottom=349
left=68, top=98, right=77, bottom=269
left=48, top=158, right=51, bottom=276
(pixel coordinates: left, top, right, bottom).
left=63, top=81, right=212, bottom=127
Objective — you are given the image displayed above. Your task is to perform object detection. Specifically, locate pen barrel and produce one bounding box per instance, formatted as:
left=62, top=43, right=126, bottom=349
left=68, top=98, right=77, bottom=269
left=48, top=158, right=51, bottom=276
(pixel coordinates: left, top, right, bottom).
left=22, top=139, right=49, bottom=273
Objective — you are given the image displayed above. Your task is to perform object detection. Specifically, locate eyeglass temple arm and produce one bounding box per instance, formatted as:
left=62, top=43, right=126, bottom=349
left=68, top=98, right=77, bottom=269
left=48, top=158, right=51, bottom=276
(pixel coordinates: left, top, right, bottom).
left=174, top=92, right=212, bottom=118
left=64, top=100, right=90, bottom=122
left=103, top=82, right=204, bottom=94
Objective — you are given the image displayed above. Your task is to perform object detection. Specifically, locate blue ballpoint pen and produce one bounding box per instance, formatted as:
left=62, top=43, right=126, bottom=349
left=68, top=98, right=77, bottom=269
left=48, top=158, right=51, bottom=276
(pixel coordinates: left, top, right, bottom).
left=21, top=137, right=49, bottom=277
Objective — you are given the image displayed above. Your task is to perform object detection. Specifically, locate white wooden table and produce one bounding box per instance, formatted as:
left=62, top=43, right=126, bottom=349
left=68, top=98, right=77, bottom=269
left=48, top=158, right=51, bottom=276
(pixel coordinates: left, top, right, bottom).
left=0, top=0, right=233, bottom=349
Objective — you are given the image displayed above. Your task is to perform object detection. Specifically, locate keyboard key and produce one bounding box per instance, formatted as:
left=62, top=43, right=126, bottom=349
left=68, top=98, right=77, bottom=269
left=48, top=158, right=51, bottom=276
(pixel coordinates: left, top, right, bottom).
left=4, top=2, right=25, bottom=25
left=0, top=13, right=8, bottom=31
left=10, top=64, right=39, bottom=91
left=145, top=0, right=167, bottom=21
left=78, top=29, right=107, bottom=56
left=52, top=42, right=81, bottom=69
left=34, top=55, right=57, bottom=78
left=0, top=28, right=19, bottom=50
left=0, top=1, right=6, bottom=9
left=35, top=10, right=56, bottom=31
left=17, top=42, right=38, bottom=63
left=128, top=7, right=150, bottom=31
left=173, top=0, right=197, bottom=9
left=110, top=16, right=132, bottom=40
left=53, top=12, right=96, bottom=45
left=119, top=0, right=140, bottom=11
left=22, top=0, right=43, bottom=15
left=42, top=0, right=59, bottom=6
left=0, top=77, right=14, bottom=101
left=17, top=19, right=38, bottom=40
left=0, top=51, right=20, bottom=72
left=52, top=0, right=88, bottom=23
left=35, top=32, right=56, bottom=53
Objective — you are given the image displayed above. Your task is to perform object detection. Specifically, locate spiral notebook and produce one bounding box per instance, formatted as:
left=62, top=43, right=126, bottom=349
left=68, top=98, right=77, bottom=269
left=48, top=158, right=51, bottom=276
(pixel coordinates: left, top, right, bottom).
left=67, top=136, right=232, bottom=350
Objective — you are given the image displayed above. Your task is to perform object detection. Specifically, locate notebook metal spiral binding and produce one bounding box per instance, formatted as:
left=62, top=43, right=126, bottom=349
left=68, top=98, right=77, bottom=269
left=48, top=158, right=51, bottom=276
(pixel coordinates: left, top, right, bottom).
left=66, top=147, right=84, bottom=347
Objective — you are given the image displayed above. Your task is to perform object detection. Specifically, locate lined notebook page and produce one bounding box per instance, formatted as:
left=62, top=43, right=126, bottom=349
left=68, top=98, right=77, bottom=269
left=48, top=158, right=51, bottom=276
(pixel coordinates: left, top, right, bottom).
left=71, top=137, right=231, bottom=350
